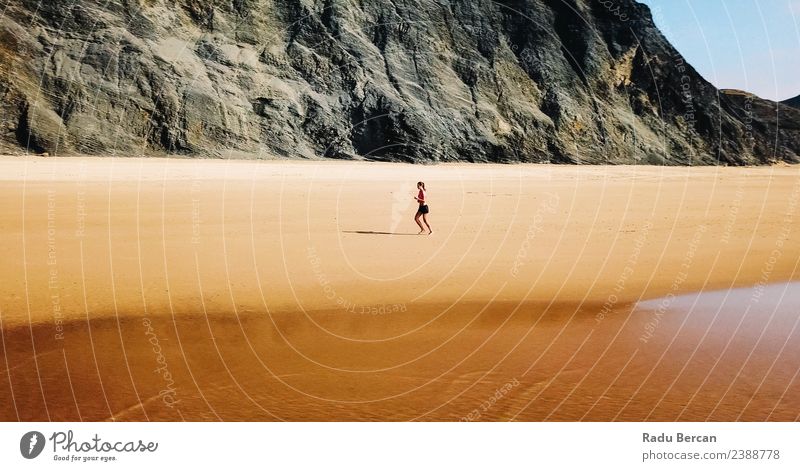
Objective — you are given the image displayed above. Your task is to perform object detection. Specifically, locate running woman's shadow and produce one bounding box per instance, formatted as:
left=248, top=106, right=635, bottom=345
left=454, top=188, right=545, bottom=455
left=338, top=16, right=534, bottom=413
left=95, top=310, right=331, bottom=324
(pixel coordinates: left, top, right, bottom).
left=342, top=230, right=419, bottom=236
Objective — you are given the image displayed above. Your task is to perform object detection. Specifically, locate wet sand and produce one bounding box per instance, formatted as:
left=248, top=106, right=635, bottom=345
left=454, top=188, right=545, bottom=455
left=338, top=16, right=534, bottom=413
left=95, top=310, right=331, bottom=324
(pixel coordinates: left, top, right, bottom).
left=0, top=156, right=799, bottom=421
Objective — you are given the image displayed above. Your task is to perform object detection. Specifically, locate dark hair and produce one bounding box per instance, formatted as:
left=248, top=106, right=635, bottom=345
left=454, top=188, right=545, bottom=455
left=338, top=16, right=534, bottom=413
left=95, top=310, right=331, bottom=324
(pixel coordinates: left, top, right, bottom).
left=417, top=181, right=426, bottom=190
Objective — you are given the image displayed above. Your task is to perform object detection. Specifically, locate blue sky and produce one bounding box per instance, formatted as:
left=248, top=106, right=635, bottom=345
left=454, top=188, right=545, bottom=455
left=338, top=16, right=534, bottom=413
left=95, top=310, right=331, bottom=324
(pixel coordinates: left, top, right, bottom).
left=637, top=0, right=800, bottom=101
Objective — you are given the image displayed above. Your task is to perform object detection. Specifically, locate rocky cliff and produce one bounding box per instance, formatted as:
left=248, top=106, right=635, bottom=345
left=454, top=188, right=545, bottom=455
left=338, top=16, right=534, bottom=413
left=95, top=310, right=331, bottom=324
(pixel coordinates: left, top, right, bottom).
left=1, top=0, right=798, bottom=164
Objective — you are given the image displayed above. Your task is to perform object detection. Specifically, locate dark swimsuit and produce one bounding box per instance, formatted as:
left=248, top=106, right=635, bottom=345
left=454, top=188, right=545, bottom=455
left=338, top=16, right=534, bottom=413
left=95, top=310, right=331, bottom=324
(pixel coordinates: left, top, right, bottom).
left=417, top=189, right=429, bottom=214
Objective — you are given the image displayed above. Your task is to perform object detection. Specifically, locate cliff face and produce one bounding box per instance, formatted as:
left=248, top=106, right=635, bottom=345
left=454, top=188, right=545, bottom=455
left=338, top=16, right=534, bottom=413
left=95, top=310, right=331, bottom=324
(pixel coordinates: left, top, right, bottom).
left=0, top=0, right=798, bottom=164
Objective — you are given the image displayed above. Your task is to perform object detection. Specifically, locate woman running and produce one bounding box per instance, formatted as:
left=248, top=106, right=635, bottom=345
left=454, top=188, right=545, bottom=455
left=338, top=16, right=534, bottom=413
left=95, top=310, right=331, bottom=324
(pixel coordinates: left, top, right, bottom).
left=414, top=181, right=432, bottom=235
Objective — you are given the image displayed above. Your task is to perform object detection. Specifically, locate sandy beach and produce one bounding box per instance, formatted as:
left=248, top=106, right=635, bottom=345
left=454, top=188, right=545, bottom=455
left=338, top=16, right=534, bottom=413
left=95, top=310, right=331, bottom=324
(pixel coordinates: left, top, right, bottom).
left=1, top=156, right=799, bottom=421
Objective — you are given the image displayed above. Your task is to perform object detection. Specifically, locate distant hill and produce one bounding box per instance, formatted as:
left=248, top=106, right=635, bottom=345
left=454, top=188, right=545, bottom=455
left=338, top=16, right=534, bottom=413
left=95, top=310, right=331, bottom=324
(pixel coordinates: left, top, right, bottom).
left=721, top=90, right=800, bottom=161
left=783, top=95, right=800, bottom=109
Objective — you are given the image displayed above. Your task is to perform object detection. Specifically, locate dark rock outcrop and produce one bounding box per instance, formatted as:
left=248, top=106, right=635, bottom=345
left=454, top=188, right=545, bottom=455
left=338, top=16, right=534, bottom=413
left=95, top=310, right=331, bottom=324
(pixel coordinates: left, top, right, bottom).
left=0, top=0, right=798, bottom=164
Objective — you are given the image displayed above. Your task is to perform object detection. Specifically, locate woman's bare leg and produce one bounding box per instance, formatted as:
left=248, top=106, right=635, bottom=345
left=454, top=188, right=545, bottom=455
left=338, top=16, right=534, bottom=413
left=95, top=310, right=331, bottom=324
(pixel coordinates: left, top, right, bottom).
left=422, top=214, right=432, bottom=234
left=414, top=212, right=425, bottom=234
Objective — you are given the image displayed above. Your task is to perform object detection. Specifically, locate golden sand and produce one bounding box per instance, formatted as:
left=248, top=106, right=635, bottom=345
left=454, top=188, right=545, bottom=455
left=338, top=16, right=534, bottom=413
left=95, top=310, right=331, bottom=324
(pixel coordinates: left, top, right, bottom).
left=1, top=156, right=798, bottom=420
